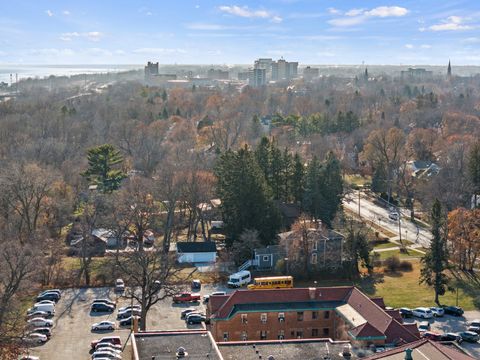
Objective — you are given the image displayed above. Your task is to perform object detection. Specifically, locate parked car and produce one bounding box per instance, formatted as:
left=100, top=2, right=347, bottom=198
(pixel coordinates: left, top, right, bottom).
left=95, top=342, right=122, bottom=352
left=31, top=327, right=52, bottom=338
left=91, top=303, right=115, bottom=313
left=430, top=307, right=444, bottom=317
left=27, top=318, right=53, bottom=328
left=91, top=336, right=122, bottom=349
left=422, top=331, right=442, bottom=341
left=442, top=305, right=464, bottom=316
left=191, top=279, right=201, bottom=290
left=440, top=333, right=463, bottom=343
left=181, top=307, right=198, bottom=319
left=173, top=292, right=201, bottom=303
left=22, top=333, right=48, bottom=344
left=19, top=356, right=40, bottom=360
left=91, top=350, right=122, bottom=359
left=27, top=310, right=50, bottom=319
left=115, top=279, right=125, bottom=293
left=119, top=316, right=141, bottom=327
left=458, top=331, right=479, bottom=343
left=412, top=307, right=433, bottom=319
left=118, top=304, right=141, bottom=313
left=418, top=321, right=430, bottom=332
left=467, top=326, right=480, bottom=334
left=35, top=300, right=56, bottom=306
left=36, top=292, right=60, bottom=303
left=92, top=299, right=116, bottom=307
left=203, top=291, right=227, bottom=303
left=27, top=303, right=55, bottom=316
left=399, top=308, right=413, bottom=318
left=468, top=319, right=480, bottom=327
left=91, top=321, right=116, bottom=331
left=117, top=308, right=141, bottom=319
left=185, top=313, right=206, bottom=325
left=388, top=212, right=399, bottom=221
left=39, top=289, right=61, bottom=298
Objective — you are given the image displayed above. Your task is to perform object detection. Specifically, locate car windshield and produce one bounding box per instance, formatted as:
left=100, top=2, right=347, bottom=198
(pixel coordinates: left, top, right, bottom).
left=230, top=278, right=239, bottom=283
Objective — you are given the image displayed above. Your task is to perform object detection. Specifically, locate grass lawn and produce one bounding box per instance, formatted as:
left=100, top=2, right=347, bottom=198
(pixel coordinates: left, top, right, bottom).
left=372, top=242, right=399, bottom=250
left=363, top=260, right=479, bottom=310
left=345, top=174, right=371, bottom=187
left=373, top=249, right=425, bottom=260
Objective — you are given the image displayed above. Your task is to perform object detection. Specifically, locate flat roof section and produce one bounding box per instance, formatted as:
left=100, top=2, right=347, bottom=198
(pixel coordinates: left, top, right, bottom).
left=133, top=330, right=223, bottom=360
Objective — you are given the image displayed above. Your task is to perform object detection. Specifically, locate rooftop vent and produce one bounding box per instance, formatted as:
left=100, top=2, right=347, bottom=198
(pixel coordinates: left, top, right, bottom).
left=404, top=348, right=413, bottom=360
left=268, top=356, right=275, bottom=360
left=176, top=347, right=188, bottom=358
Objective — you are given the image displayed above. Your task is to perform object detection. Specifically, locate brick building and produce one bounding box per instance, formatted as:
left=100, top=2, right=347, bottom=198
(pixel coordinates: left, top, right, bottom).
left=207, top=287, right=419, bottom=347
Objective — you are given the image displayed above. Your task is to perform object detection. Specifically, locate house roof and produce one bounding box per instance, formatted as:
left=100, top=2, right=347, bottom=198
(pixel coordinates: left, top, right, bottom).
left=365, top=338, right=475, bottom=360
left=177, top=241, right=217, bottom=253
left=210, top=287, right=419, bottom=345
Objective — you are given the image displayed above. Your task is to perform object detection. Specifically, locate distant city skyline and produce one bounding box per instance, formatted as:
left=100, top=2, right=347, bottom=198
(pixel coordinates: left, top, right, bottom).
left=1, top=0, right=479, bottom=65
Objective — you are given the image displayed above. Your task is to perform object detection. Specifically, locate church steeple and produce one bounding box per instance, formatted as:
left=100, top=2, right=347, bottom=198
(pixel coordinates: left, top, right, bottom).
left=447, top=60, right=452, bottom=78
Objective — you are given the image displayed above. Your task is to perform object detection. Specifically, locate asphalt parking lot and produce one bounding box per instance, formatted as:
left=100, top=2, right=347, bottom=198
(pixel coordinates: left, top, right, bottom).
left=404, top=310, right=480, bottom=358
left=27, top=283, right=232, bottom=360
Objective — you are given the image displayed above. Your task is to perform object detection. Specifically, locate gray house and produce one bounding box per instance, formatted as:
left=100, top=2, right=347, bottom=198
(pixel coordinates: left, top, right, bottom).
left=253, top=245, right=286, bottom=271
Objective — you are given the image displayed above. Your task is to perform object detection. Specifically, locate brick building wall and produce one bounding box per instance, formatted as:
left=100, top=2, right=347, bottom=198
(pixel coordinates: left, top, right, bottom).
left=210, top=310, right=337, bottom=342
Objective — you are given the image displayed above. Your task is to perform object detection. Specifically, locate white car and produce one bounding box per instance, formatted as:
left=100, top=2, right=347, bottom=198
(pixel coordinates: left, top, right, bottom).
left=95, top=342, right=122, bottom=352
left=91, top=321, right=116, bottom=331
left=430, top=307, right=445, bottom=317
left=412, top=307, right=433, bottom=319
left=19, top=356, right=40, bottom=360
left=23, top=333, right=48, bottom=344
left=35, top=300, right=56, bottom=306
left=91, top=350, right=122, bottom=359
left=28, top=318, right=53, bottom=327
left=118, top=304, right=141, bottom=313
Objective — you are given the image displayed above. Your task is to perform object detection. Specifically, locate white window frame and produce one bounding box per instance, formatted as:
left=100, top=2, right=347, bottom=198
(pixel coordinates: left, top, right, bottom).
left=311, top=253, right=318, bottom=264
left=313, top=241, right=318, bottom=251
left=263, top=255, right=270, bottom=262
left=241, top=314, right=248, bottom=324
left=278, top=312, right=285, bottom=322
left=261, top=313, right=267, bottom=324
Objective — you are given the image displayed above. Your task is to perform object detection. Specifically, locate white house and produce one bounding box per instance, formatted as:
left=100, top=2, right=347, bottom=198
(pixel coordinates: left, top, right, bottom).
left=92, top=228, right=121, bottom=248
left=176, top=242, right=217, bottom=264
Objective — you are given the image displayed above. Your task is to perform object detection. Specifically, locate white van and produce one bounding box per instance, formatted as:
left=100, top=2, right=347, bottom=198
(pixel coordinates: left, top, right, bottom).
left=28, top=303, right=55, bottom=316
left=227, top=270, right=251, bottom=288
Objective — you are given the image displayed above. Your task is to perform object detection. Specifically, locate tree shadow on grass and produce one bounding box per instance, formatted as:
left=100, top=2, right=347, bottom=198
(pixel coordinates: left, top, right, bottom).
left=450, top=269, right=480, bottom=309
left=356, top=272, right=385, bottom=296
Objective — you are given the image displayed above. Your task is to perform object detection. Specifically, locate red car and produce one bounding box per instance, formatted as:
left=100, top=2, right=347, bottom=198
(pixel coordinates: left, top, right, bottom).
left=422, top=331, right=442, bottom=341
left=91, top=336, right=122, bottom=349
left=173, top=292, right=201, bottom=303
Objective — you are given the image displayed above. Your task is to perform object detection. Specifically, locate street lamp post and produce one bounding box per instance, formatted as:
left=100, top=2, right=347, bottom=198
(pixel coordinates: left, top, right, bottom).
left=284, top=257, right=289, bottom=276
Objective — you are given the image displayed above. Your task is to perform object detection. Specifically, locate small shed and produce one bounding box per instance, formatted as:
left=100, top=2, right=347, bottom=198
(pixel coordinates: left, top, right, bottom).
left=176, top=242, right=217, bottom=264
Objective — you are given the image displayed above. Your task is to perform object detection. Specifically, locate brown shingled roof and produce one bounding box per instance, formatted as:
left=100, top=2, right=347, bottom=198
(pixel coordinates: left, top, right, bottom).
left=349, top=322, right=385, bottom=338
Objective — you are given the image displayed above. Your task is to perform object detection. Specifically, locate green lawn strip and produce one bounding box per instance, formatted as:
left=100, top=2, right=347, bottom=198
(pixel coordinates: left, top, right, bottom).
left=372, top=242, right=399, bottom=250
left=373, top=249, right=424, bottom=260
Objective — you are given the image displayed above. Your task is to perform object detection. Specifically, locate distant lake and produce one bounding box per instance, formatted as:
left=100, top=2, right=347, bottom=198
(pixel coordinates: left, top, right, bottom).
left=0, top=64, right=141, bottom=84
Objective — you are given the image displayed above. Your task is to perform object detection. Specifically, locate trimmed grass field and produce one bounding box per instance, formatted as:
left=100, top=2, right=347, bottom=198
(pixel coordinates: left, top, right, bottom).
left=373, top=248, right=425, bottom=260
left=307, top=260, right=480, bottom=311
left=372, top=241, right=399, bottom=250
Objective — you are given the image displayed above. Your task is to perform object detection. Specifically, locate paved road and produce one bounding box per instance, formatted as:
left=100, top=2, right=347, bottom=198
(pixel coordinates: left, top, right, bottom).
left=343, top=192, right=432, bottom=248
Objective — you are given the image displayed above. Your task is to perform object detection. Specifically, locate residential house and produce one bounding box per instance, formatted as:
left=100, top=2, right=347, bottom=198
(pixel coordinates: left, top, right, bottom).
left=92, top=228, right=122, bottom=248
left=407, top=160, right=440, bottom=178
left=279, top=227, right=344, bottom=274
left=253, top=245, right=286, bottom=271
left=207, top=286, right=419, bottom=347
left=176, top=241, right=217, bottom=264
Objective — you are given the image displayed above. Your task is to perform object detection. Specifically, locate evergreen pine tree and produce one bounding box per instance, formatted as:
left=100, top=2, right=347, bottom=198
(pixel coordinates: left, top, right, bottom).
left=291, top=153, right=305, bottom=204
left=420, top=199, right=451, bottom=305
left=468, top=142, right=480, bottom=207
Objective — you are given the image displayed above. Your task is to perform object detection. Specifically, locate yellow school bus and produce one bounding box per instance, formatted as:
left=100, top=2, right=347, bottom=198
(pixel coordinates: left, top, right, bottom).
left=247, top=276, right=294, bottom=290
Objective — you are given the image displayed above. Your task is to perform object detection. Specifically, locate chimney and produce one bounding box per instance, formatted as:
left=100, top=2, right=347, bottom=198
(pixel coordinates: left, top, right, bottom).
left=404, top=348, right=413, bottom=360
left=309, top=287, right=316, bottom=300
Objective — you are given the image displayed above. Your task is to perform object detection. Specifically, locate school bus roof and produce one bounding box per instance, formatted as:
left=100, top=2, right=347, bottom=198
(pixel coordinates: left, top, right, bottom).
left=253, top=276, right=293, bottom=281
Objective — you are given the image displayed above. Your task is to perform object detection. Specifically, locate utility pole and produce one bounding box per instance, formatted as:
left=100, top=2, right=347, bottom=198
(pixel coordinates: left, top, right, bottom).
left=398, top=211, right=403, bottom=248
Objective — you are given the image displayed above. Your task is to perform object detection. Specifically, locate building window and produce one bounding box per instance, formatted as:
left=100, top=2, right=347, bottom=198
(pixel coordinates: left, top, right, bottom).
left=297, top=312, right=304, bottom=321
left=324, top=311, right=330, bottom=319
left=241, top=314, right=248, bottom=324
left=296, top=330, right=303, bottom=339
left=278, top=312, right=285, bottom=322
left=312, top=311, right=318, bottom=320
left=263, top=255, right=269, bottom=261
left=242, top=331, right=248, bottom=341
left=323, top=328, right=330, bottom=336
left=290, top=331, right=295, bottom=337
left=311, top=253, right=317, bottom=264
left=223, top=332, right=229, bottom=341
left=278, top=330, right=284, bottom=340
left=312, top=329, right=319, bottom=337
left=313, top=241, right=318, bottom=251
left=260, top=330, right=267, bottom=340
left=261, top=313, right=267, bottom=324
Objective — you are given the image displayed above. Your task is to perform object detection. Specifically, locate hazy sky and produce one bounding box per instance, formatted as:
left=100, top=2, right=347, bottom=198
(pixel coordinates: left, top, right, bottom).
left=1, top=0, right=479, bottom=65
